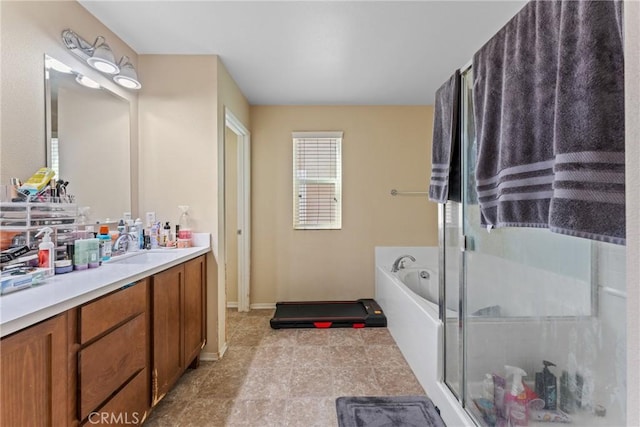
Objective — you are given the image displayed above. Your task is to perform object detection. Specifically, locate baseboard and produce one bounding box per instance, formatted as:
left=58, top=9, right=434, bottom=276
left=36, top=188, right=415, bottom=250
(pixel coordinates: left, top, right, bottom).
left=226, top=302, right=275, bottom=310
left=199, top=352, right=218, bottom=361
left=200, top=341, right=227, bottom=362
left=250, top=302, right=276, bottom=310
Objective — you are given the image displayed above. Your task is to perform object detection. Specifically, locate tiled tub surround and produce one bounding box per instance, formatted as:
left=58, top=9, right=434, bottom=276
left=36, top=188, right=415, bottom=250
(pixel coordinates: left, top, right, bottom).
left=0, top=233, right=211, bottom=337
left=145, top=309, right=426, bottom=427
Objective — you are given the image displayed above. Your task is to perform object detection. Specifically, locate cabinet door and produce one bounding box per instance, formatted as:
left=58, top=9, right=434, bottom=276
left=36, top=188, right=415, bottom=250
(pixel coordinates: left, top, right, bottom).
left=152, top=265, right=183, bottom=404
left=1, top=313, right=68, bottom=426
left=184, top=255, right=206, bottom=366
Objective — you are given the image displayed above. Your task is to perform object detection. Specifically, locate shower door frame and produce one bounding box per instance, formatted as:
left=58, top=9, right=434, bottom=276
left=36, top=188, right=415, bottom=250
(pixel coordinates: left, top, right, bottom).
left=440, top=63, right=473, bottom=409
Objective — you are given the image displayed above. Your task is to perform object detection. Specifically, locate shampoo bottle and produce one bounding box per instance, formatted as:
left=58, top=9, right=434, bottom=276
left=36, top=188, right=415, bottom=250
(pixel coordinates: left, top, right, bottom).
left=535, top=360, right=557, bottom=410
left=505, top=365, right=529, bottom=426
left=36, top=227, right=55, bottom=277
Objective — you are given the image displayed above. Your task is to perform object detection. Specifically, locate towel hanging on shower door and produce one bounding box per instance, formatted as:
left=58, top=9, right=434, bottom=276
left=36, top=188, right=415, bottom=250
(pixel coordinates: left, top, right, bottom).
left=429, top=70, right=461, bottom=204
left=472, top=0, right=625, bottom=244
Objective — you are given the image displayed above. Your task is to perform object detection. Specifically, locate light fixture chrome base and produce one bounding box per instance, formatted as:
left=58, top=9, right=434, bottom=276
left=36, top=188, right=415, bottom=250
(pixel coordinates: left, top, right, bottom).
left=62, top=29, right=94, bottom=62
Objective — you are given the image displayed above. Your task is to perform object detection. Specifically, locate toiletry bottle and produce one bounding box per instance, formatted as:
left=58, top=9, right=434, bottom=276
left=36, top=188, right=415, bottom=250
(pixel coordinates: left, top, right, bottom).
left=535, top=360, right=557, bottom=410
left=134, top=218, right=144, bottom=250
left=150, top=222, right=159, bottom=249
left=504, top=366, right=529, bottom=426
left=117, top=219, right=126, bottom=235
left=559, top=371, right=575, bottom=413
left=74, top=239, right=89, bottom=270
left=178, top=205, right=192, bottom=247
left=87, top=238, right=100, bottom=268
left=483, top=373, right=494, bottom=400
left=161, top=221, right=171, bottom=246
left=98, top=226, right=112, bottom=261
left=36, top=227, right=55, bottom=277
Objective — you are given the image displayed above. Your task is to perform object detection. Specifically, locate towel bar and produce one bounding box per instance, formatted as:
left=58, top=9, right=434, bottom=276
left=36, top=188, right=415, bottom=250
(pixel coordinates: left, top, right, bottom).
left=390, top=189, right=428, bottom=196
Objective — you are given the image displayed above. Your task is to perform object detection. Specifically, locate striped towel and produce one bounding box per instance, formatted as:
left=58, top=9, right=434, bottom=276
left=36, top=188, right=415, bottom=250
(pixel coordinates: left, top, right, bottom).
left=472, top=0, right=625, bottom=244
left=429, top=70, right=460, bottom=204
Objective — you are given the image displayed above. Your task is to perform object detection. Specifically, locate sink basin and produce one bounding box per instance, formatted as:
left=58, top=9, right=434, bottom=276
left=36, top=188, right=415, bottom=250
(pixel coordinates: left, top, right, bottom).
left=105, top=249, right=181, bottom=265
left=104, top=251, right=146, bottom=263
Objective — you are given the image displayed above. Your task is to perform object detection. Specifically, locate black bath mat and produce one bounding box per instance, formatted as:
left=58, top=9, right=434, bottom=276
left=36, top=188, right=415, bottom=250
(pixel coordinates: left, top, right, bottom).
left=336, top=396, right=446, bottom=427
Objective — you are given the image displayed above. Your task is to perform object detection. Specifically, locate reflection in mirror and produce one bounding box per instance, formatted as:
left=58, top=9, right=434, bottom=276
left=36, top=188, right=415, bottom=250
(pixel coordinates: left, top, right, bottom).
left=45, top=54, right=131, bottom=223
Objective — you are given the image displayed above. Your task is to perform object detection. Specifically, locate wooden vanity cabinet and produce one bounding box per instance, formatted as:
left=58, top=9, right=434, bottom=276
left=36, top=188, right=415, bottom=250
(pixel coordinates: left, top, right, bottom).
left=76, top=279, right=150, bottom=425
left=0, top=313, right=69, bottom=426
left=151, top=255, right=206, bottom=405
left=0, top=254, right=206, bottom=425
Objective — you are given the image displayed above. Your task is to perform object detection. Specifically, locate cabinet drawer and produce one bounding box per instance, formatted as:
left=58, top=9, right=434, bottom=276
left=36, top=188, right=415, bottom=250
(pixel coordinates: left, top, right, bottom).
left=82, top=369, right=148, bottom=426
left=79, top=314, right=146, bottom=420
left=79, top=280, right=147, bottom=344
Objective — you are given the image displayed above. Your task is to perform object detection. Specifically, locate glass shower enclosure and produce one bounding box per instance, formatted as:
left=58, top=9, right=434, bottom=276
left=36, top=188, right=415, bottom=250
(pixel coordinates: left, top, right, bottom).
left=442, top=68, right=627, bottom=426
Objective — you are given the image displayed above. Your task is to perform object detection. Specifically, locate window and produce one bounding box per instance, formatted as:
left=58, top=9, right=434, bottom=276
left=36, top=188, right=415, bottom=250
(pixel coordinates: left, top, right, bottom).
left=293, top=131, right=343, bottom=229
left=50, top=137, right=60, bottom=179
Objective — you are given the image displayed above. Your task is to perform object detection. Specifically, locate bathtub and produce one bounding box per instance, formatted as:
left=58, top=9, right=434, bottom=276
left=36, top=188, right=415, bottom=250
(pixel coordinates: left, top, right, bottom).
left=375, top=247, right=474, bottom=427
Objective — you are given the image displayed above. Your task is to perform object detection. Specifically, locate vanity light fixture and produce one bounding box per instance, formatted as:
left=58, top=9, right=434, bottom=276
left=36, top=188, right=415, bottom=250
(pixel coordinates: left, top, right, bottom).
left=86, top=38, right=120, bottom=74
left=75, top=74, right=101, bottom=89
left=113, top=56, right=142, bottom=90
left=62, top=29, right=120, bottom=75
left=45, top=56, right=73, bottom=74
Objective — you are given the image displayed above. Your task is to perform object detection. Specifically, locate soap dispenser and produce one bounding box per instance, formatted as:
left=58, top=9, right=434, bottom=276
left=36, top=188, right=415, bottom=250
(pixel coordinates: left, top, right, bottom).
left=535, top=360, right=557, bottom=410
left=36, top=227, right=55, bottom=277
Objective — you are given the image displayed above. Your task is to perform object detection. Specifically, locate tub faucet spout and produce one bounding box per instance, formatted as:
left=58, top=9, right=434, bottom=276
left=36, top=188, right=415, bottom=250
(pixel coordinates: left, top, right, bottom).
left=391, top=255, right=416, bottom=272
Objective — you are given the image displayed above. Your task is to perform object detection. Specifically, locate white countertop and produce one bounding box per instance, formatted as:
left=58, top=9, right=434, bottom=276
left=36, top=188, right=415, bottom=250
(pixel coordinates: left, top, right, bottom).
left=0, top=233, right=211, bottom=338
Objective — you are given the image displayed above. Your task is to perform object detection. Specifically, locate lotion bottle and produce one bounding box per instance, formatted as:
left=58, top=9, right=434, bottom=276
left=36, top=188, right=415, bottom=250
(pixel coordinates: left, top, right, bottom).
left=36, top=227, right=55, bottom=276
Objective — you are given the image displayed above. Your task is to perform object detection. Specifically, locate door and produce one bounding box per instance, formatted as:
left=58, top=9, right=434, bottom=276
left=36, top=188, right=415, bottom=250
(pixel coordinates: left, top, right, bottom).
left=1, top=313, right=69, bottom=426
left=152, top=265, right=183, bottom=403
left=184, top=255, right=206, bottom=366
left=225, top=126, right=240, bottom=307
left=224, top=108, right=251, bottom=312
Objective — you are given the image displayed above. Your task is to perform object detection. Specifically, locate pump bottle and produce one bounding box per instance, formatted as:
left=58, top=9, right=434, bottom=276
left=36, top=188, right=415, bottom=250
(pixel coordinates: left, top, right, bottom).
left=535, top=360, right=557, bottom=410
left=36, top=227, right=55, bottom=277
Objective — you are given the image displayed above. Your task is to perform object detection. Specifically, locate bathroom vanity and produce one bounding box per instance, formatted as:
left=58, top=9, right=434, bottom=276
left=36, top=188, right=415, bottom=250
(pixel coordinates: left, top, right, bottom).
left=0, top=241, right=209, bottom=426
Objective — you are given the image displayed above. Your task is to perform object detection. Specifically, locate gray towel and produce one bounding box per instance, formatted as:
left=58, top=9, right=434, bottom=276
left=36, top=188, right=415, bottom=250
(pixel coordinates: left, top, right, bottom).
left=429, top=70, right=460, bottom=203
left=473, top=0, right=625, bottom=244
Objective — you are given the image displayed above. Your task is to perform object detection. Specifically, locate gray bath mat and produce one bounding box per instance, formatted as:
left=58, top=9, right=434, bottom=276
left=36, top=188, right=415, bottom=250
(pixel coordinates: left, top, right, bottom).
left=336, top=396, right=446, bottom=427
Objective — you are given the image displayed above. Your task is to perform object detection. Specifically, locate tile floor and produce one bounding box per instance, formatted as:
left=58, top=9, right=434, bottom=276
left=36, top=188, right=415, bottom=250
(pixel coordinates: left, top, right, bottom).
left=144, top=308, right=426, bottom=426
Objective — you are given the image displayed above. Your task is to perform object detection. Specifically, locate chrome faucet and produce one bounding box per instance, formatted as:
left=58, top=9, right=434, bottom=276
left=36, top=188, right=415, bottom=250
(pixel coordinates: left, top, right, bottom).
left=391, top=255, right=416, bottom=272
left=112, top=233, right=136, bottom=255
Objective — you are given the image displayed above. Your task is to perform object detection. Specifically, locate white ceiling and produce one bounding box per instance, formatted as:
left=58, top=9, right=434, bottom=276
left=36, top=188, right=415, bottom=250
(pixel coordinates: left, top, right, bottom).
left=79, top=1, right=526, bottom=105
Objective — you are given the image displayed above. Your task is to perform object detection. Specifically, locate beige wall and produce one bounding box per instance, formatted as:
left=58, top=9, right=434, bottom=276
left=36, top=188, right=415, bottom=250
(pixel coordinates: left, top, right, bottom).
left=138, top=55, right=250, bottom=355
left=138, top=55, right=220, bottom=355
left=250, top=106, right=437, bottom=303
left=0, top=0, right=139, bottom=213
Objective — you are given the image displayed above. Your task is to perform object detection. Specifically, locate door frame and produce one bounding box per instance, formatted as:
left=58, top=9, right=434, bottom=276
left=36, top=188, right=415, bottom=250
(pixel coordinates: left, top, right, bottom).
left=225, top=108, right=251, bottom=312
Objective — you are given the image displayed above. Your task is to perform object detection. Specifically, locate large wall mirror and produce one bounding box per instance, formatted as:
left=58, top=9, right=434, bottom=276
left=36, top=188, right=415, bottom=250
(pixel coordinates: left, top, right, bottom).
left=45, top=54, right=131, bottom=223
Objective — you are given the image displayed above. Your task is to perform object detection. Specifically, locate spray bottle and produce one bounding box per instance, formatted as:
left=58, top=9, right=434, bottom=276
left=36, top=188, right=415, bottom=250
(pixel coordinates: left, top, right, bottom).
left=505, top=365, right=529, bottom=426
left=36, top=227, right=55, bottom=277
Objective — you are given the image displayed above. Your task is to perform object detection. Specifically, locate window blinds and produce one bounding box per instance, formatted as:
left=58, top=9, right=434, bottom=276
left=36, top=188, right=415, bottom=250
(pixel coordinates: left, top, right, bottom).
left=293, top=132, right=343, bottom=230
